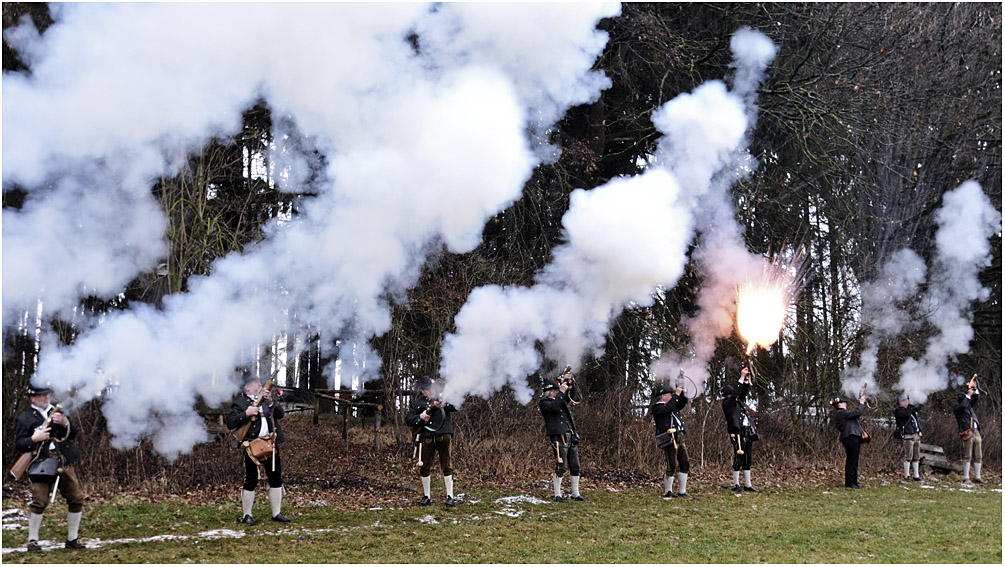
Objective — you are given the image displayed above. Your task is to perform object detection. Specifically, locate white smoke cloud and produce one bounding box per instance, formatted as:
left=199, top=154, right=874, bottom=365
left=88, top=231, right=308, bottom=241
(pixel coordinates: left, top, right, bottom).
left=3, top=3, right=618, bottom=458
left=729, top=26, right=779, bottom=107
left=439, top=28, right=778, bottom=404
left=840, top=248, right=927, bottom=397
left=893, top=181, right=1000, bottom=401
left=841, top=181, right=1000, bottom=402
left=645, top=29, right=778, bottom=392
left=440, top=169, right=694, bottom=404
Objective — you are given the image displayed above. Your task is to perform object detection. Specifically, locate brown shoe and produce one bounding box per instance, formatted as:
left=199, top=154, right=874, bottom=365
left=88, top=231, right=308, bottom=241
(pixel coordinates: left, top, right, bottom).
left=65, top=539, right=86, bottom=550
left=26, top=540, right=42, bottom=552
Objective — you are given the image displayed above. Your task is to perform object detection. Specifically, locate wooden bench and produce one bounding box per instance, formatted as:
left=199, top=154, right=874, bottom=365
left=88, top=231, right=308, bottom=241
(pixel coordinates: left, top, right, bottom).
left=919, top=443, right=962, bottom=473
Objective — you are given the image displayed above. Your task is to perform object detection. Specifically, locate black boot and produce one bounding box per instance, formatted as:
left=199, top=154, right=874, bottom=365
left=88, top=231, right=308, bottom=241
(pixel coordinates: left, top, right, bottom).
left=272, top=513, right=291, bottom=523
left=65, top=539, right=86, bottom=549
left=418, top=496, right=432, bottom=506
left=241, top=515, right=256, bottom=526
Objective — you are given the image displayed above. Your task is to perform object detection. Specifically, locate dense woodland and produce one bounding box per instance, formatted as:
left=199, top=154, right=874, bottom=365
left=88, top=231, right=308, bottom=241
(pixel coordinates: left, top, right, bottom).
left=2, top=3, right=1001, bottom=489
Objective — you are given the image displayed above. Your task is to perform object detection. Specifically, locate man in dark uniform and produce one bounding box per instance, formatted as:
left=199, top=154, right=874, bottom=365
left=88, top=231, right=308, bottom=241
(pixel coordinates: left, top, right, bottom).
left=831, top=394, right=867, bottom=489
left=652, top=380, right=692, bottom=498
left=538, top=368, right=585, bottom=502
left=722, top=367, right=759, bottom=492
left=953, top=378, right=982, bottom=484
left=14, top=383, right=86, bottom=552
left=893, top=395, right=923, bottom=481
left=226, top=371, right=290, bottom=525
left=405, top=375, right=458, bottom=507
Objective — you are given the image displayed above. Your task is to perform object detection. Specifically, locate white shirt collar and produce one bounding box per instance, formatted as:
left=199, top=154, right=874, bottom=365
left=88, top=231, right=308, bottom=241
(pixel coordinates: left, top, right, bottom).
left=32, top=403, right=53, bottom=415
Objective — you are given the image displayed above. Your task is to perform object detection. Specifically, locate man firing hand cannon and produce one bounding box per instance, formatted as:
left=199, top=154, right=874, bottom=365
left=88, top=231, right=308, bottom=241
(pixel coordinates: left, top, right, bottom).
left=722, top=366, right=759, bottom=492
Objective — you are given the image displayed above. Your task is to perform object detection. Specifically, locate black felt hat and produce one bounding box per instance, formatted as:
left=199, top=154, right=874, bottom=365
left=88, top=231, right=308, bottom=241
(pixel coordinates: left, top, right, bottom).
left=25, top=383, right=53, bottom=396
left=542, top=377, right=560, bottom=392
left=419, top=375, right=436, bottom=391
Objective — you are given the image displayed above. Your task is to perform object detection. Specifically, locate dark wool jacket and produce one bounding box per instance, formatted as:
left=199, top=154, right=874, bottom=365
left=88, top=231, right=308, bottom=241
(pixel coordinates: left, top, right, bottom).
left=722, top=381, right=753, bottom=434
left=539, top=391, right=578, bottom=438
left=405, top=394, right=457, bottom=439
left=227, top=395, right=286, bottom=444
left=953, top=391, right=981, bottom=433
left=893, top=403, right=922, bottom=436
left=652, top=393, right=689, bottom=436
left=14, top=405, right=81, bottom=465
left=834, top=405, right=864, bottom=440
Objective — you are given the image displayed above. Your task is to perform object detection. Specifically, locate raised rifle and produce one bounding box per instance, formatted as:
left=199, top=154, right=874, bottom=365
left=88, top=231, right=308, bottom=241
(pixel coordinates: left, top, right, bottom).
left=743, top=355, right=757, bottom=385
left=9, top=405, right=64, bottom=481
left=559, top=365, right=584, bottom=405
left=231, top=380, right=275, bottom=445
left=858, top=381, right=870, bottom=408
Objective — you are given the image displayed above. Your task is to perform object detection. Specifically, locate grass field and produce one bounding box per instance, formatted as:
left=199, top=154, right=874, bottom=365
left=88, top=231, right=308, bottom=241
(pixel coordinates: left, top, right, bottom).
left=2, top=477, right=1000, bottom=564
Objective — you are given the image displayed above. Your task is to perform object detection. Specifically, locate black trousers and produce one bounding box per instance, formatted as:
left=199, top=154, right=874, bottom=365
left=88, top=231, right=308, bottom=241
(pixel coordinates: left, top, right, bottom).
left=841, top=435, right=861, bottom=487
left=243, top=450, right=283, bottom=490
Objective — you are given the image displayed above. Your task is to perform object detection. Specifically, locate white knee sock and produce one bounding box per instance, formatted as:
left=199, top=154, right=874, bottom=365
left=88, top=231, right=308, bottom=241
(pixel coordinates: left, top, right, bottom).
left=974, top=462, right=982, bottom=479
left=732, top=471, right=740, bottom=486
left=242, top=489, right=256, bottom=517
left=570, top=475, right=581, bottom=497
left=444, top=475, right=454, bottom=498
left=67, top=511, right=82, bottom=541
left=743, top=470, right=752, bottom=488
left=28, top=512, right=43, bottom=542
left=903, top=461, right=911, bottom=478
left=677, top=472, right=688, bottom=494
left=268, top=487, right=283, bottom=517
left=963, top=461, right=971, bottom=480
left=911, top=461, right=920, bottom=478
left=553, top=474, right=563, bottom=497
left=421, top=475, right=431, bottom=497
left=664, top=474, right=673, bottom=493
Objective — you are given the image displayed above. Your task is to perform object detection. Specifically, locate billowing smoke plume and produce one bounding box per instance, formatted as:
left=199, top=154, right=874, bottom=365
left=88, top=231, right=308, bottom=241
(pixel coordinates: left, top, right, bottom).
left=2, top=3, right=620, bottom=458
left=439, top=28, right=778, bottom=404
left=645, top=28, right=778, bottom=392
left=841, top=181, right=1000, bottom=402
left=894, top=181, right=999, bottom=401
left=839, top=249, right=927, bottom=397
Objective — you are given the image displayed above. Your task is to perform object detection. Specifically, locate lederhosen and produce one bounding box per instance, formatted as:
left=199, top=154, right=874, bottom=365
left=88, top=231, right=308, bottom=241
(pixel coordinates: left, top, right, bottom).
left=652, top=394, right=690, bottom=476
left=227, top=396, right=286, bottom=490
left=14, top=405, right=84, bottom=515
left=722, top=382, right=756, bottom=471
left=539, top=391, right=580, bottom=477
left=893, top=403, right=922, bottom=461
left=406, top=395, right=456, bottom=478
left=954, top=392, right=982, bottom=464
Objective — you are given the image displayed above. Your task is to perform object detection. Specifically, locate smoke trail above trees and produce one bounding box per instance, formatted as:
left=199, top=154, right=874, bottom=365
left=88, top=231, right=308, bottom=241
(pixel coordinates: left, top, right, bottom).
left=2, top=2, right=620, bottom=458
left=438, top=28, right=779, bottom=404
